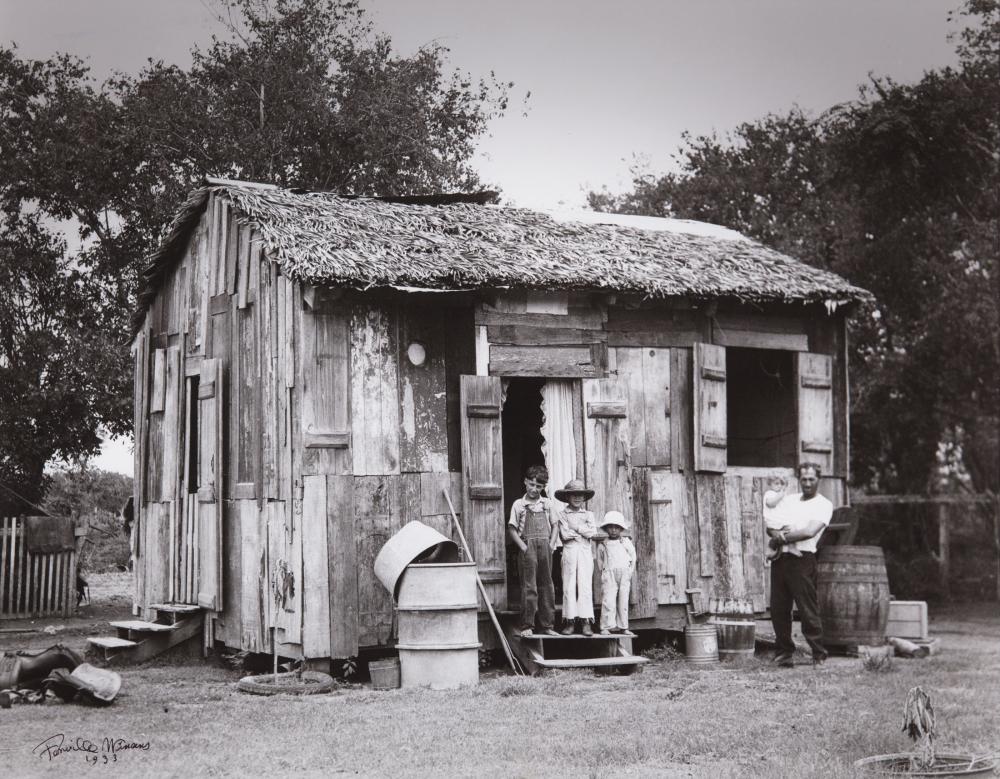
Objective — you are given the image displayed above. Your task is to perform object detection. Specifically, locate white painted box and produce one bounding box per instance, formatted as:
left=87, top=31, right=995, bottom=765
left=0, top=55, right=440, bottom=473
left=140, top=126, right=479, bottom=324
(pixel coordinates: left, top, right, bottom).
left=886, top=600, right=929, bottom=640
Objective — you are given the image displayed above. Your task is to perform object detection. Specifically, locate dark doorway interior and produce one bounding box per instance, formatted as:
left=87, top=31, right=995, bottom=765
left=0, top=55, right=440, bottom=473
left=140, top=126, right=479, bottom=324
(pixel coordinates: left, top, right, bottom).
left=726, top=347, right=796, bottom=467
left=501, top=377, right=547, bottom=606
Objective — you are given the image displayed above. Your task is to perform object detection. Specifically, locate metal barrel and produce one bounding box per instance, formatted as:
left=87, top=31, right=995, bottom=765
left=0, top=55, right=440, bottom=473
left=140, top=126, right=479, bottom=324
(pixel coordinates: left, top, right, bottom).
left=396, top=563, right=481, bottom=689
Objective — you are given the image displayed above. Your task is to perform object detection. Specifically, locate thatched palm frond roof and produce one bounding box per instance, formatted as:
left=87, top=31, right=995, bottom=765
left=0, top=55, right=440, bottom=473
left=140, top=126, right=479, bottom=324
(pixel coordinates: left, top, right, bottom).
left=132, top=181, right=870, bottom=337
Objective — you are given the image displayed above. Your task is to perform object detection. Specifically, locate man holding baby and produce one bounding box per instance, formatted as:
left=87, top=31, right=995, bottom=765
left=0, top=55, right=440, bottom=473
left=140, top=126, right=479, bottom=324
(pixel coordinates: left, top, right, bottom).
left=766, top=462, right=833, bottom=667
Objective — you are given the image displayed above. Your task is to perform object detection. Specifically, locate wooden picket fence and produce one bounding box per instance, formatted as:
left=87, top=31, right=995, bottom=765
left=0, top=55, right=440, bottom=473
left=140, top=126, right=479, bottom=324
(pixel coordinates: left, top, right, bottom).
left=0, top=516, right=77, bottom=618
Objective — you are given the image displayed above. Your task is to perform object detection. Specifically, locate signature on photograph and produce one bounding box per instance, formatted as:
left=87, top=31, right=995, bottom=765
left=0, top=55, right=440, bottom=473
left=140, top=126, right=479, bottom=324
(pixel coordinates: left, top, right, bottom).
left=33, top=733, right=151, bottom=763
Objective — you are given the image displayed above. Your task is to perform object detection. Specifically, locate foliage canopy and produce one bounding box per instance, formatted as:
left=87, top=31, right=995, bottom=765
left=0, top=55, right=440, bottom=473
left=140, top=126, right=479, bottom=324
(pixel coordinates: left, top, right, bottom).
left=590, top=0, right=999, bottom=493
left=0, top=0, right=512, bottom=513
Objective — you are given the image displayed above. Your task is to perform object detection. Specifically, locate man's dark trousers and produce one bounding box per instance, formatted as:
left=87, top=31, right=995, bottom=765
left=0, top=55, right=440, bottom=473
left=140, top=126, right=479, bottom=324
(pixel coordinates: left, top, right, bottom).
left=770, top=552, right=827, bottom=659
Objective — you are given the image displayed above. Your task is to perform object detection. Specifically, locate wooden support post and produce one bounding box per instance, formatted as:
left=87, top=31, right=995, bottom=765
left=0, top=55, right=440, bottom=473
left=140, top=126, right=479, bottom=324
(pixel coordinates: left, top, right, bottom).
left=937, top=503, right=950, bottom=600
left=994, top=497, right=1000, bottom=603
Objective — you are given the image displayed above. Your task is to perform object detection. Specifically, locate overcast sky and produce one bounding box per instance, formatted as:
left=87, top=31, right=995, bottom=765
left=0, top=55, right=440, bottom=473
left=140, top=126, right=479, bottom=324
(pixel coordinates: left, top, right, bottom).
left=1, top=0, right=962, bottom=474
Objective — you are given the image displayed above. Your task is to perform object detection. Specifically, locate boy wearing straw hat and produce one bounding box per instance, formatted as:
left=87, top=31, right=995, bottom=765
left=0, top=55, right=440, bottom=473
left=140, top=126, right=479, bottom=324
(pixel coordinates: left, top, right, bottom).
left=597, top=511, right=636, bottom=635
left=554, top=479, right=599, bottom=635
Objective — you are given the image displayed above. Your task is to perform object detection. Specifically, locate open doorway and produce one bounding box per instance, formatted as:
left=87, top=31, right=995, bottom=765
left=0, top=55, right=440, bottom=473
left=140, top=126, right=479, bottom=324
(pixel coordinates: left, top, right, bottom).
left=502, top=377, right=547, bottom=605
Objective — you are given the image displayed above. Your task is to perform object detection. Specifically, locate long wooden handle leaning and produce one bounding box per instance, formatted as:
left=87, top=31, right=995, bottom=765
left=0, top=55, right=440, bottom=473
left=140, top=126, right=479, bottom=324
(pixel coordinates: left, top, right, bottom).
left=442, top=489, right=523, bottom=676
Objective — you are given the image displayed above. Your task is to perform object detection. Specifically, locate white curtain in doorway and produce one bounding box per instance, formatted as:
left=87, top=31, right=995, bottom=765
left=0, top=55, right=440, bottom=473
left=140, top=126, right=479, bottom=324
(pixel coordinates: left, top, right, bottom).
left=540, top=380, right=577, bottom=514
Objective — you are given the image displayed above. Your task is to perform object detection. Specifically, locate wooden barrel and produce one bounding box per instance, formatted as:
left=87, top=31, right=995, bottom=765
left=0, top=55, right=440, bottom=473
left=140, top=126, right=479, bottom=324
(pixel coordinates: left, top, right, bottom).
left=708, top=597, right=756, bottom=662
left=817, top=546, right=891, bottom=647
left=683, top=623, right=719, bottom=665
left=396, top=563, right=481, bottom=689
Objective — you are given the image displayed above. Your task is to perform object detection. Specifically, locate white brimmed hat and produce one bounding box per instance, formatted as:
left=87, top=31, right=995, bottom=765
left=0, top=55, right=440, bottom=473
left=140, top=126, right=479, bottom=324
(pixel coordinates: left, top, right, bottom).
left=600, top=511, right=629, bottom=531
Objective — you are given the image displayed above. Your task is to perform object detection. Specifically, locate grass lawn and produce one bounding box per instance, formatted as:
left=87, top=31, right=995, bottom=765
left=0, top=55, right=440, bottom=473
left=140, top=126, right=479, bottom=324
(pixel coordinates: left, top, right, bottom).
left=2, top=603, right=998, bottom=778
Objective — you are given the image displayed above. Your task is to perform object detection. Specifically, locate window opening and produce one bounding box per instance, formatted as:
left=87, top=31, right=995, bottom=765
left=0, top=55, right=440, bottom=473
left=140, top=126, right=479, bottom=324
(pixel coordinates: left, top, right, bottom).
left=186, top=375, right=200, bottom=494
left=726, top=347, right=796, bottom=467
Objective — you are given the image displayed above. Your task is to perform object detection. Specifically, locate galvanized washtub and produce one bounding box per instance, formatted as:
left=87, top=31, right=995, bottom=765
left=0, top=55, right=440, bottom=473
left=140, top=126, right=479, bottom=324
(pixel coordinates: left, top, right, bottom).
left=373, top=521, right=459, bottom=601
left=395, top=562, right=481, bottom=689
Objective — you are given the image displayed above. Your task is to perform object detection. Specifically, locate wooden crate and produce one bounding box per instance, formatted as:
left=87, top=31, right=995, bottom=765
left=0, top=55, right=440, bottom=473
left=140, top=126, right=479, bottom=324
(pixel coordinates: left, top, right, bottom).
left=886, top=600, right=928, bottom=640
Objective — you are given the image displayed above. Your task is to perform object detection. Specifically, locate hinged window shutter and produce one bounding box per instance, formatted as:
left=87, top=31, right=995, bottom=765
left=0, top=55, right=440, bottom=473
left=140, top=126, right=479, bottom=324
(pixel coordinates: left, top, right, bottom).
left=459, top=375, right=506, bottom=609
left=301, top=310, right=351, bottom=449
left=693, top=342, right=727, bottom=473
left=796, top=352, right=834, bottom=473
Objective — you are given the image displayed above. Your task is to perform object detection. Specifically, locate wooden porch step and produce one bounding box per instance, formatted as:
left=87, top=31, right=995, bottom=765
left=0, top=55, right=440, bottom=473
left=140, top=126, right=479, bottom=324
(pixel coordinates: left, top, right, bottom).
left=149, top=603, right=200, bottom=614
left=109, top=619, right=178, bottom=633
left=534, top=655, right=649, bottom=669
left=88, top=636, right=138, bottom=649
left=93, top=613, right=204, bottom=666
left=150, top=603, right=201, bottom=624
left=521, top=631, right=636, bottom=640
left=87, top=635, right=139, bottom=663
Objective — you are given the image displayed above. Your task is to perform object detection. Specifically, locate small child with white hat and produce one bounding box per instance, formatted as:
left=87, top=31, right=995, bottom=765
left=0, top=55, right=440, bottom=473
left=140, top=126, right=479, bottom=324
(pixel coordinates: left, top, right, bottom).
left=597, top=510, right=637, bottom=635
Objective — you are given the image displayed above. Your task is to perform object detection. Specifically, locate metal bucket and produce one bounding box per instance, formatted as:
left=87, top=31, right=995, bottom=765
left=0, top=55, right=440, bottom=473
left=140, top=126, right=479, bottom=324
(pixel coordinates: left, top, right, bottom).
left=684, top=623, right=719, bottom=666
left=373, top=521, right=460, bottom=600
left=368, top=657, right=401, bottom=690
left=396, top=563, right=481, bottom=689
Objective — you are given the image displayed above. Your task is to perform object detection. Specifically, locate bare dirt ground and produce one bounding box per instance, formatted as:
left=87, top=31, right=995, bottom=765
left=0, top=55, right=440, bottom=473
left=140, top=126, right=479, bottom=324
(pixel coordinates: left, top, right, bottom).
left=2, top=577, right=998, bottom=778
left=0, top=573, right=134, bottom=655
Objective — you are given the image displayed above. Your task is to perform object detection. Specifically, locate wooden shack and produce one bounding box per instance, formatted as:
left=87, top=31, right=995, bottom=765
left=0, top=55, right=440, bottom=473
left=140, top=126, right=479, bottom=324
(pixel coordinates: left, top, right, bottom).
left=129, top=178, right=869, bottom=661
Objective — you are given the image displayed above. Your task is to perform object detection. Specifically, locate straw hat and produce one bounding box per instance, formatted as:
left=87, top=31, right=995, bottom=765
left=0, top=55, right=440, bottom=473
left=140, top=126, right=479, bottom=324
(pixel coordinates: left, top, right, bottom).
left=553, top=479, right=594, bottom=502
left=600, top=510, right=630, bottom=531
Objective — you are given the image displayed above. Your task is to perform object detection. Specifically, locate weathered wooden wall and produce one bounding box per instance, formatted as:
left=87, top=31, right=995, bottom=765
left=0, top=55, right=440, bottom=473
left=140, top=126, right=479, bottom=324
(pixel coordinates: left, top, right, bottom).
left=132, top=193, right=476, bottom=659
left=472, top=292, right=848, bottom=619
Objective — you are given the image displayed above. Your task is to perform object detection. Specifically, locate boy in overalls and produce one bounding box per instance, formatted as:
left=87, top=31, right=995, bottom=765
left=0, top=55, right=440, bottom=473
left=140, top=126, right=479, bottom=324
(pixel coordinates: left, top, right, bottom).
left=507, top=465, right=560, bottom=637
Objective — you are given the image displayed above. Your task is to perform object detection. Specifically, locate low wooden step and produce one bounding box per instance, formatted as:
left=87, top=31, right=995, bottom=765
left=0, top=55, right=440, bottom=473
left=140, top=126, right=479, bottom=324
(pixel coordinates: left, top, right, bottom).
left=110, top=620, right=178, bottom=637
left=88, top=636, right=138, bottom=649
left=87, top=635, right=139, bottom=662
left=98, top=613, right=203, bottom=666
left=521, top=632, right=635, bottom=640
left=150, top=603, right=201, bottom=624
left=534, top=655, right=648, bottom=669
left=149, top=603, right=200, bottom=613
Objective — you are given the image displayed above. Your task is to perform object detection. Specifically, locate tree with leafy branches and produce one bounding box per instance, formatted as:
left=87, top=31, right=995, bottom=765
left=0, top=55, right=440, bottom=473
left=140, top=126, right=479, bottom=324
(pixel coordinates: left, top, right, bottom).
left=590, top=0, right=998, bottom=494
left=0, top=0, right=515, bottom=512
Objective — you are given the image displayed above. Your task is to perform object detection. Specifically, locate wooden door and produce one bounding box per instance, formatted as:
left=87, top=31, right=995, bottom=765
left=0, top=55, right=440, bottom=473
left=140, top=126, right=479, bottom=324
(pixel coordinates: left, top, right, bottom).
left=693, top=342, right=727, bottom=473
left=649, top=471, right=689, bottom=604
left=197, top=358, right=224, bottom=610
left=581, top=378, right=657, bottom=619
left=460, top=375, right=507, bottom=609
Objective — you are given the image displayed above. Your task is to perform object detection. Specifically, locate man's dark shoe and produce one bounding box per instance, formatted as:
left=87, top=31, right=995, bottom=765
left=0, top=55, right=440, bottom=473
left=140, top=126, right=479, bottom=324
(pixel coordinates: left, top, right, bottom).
left=812, top=654, right=828, bottom=666
left=773, top=652, right=794, bottom=668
